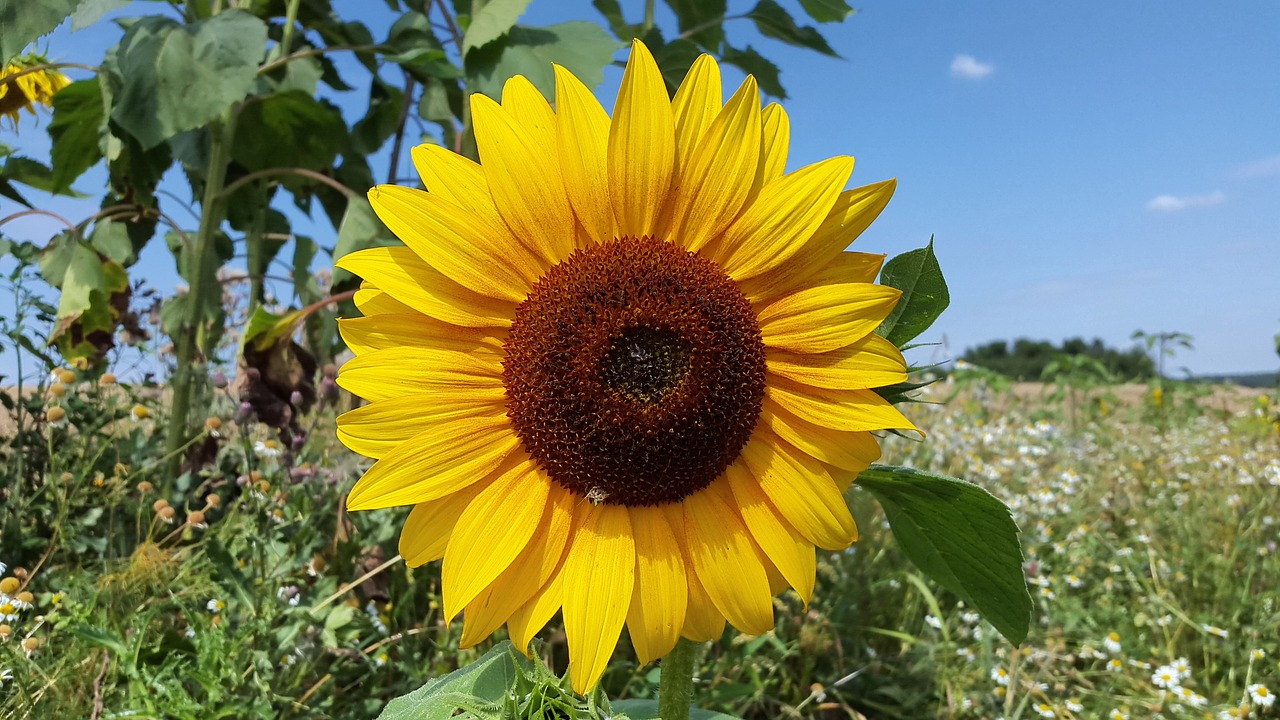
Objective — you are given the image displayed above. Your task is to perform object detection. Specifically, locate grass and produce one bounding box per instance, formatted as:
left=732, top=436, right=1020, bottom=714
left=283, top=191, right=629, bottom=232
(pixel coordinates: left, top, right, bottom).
left=1, top=365, right=1277, bottom=719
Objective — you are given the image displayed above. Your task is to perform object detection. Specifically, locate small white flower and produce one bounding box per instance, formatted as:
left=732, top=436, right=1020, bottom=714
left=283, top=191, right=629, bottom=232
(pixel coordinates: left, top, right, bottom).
left=1106, top=658, right=1124, bottom=672
left=1251, top=648, right=1267, bottom=660
left=1039, top=586, right=1056, bottom=600
left=0, top=560, right=6, bottom=574
left=1104, top=632, right=1122, bottom=654
left=0, top=667, right=12, bottom=685
left=1066, top=699, right=1084, bottom=712
left=1155, top=614, right=1173, bottom=627
left=1249, top=684, right=1274, bottom=708
left=280, top=653, right=297, bottom=667
left=991, top=667, right=1010, bottom=686
left=1066, top=574, right=1084, bottom=588
left=956, top=647, right=976, bottom=662
left=1034, top=703, right=1054, bottom=718
left=1109, top=710, right=1128, bottom=720
left=184, top=627, right=196, bottom=638
left=1202, top=624, right=1229, bottom=638
left=1151, top=666, right=1181, bottom=689
left=1170, top=657, right=1191, bottom=679
left=206, top=598, right=224, bottom=613
left=254, top=439, right=283, bottom=459
left=925, top=614, right=942, bottom=630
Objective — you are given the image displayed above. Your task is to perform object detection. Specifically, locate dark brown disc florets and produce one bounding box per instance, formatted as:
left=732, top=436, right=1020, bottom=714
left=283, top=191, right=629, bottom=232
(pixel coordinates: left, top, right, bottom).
left=503, top=236, right=766, bottom=506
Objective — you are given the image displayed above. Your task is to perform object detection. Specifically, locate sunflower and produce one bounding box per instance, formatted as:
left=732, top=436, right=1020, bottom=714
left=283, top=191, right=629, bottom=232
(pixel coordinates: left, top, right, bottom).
left=0, top=56, right=71, bottom=129
left=336, top=39, right=915, bottom=693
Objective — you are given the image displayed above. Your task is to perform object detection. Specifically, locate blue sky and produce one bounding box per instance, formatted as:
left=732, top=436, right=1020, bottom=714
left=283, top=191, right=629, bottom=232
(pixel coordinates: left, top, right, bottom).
left=2, top=1, right=1278, bottom=377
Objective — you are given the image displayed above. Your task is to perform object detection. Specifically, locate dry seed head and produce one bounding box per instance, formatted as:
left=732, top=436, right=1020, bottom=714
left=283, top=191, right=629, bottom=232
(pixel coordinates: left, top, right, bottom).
left=136, top=480, right=154, bottom=493
left=187, top=510, right=206, bottom=526
left=157, top=506, right=176, bottom=521
left=205, top=417, right=222, bottom=431
left=46, top=406, right=66, bottom=423
left=206, top=493, right=222, bottom=507
left=100, top=372, right=117, bottom=385
left=48, top=383, right=66, bottom=398
left=152, top=498, right=170, bottom=512
left=15, top=591, right=33, bottom=606
left=22, top=636, right=39, bottom=652
left=12, top=568, right=26, bottom=580
left=250, top=470, right=263, bottom=482
left=0, top=624, right=11, bottom=640
left=0, top=577, right=18, bottom=594
left=131, top=404, right=149, bottom=420
left=57, top=369, right=76, bottom=384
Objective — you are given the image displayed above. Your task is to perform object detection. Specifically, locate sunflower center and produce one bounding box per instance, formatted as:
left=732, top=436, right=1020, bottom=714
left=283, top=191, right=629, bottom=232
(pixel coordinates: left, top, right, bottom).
left=503, top=236, right=766, bottom=507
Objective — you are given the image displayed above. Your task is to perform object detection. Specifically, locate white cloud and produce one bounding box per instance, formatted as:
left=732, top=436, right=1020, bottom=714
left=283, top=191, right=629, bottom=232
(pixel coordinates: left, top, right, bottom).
left=950, top=54, right=994, bottom=80
left=1235, top=154, right=1280, bottom=180
left=1145, top=191, right=1226, bottom=213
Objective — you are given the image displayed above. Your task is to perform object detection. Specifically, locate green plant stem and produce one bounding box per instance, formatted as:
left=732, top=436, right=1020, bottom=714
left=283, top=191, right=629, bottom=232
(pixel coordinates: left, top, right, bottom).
left=164, top=111, right=235, bottom=478
left=280, top=0, right=301, bottom=54
left=658, top=638, right=698, bottom=720
left=247, top=182, right=267, bottom=305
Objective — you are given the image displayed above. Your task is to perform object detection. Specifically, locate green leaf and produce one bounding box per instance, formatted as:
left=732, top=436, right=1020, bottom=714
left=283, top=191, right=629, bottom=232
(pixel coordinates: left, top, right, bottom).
left=47, top=78, right=105, bottom=193
left=350, top=79, right=405, bottom=156
left=719, top=45, right=785, bottom=99
left=0, top=177, right=29, bottom=207
left=66, top=624, right=129, bottom=656
left=651, top=38, right=703, bottom=95
left=857, top=464, right=1031, bottom=644
left=592, top=0, right=636, bottom=39
left=666, top=0, right=727, bottom=48
left=87, top=217, right=135, bottom=266
left=611, top=700, right=743, bottom=720
left=461, top=0, right=531, bottom=56
left=0, top=0, right=81, bottom=64
left=876, top=238, right=950, bottom=347
left=747, top=0, right=839, bottom=57
left=69, top=0, right=129, bottom=31
left=41, top=239, right=131, bottom=367
left=797, top=0, right=855, bottom=23
left=242, top=305, right=306, bottom=352
left=466, top=22, right=621, bottom=100
left=106, top=11, right=267, bottom=149
left=377, top=642, right=531, bottom=720
left=232, top=90, right=344, bottom=172
left=204, top=538, right=255, bottom=611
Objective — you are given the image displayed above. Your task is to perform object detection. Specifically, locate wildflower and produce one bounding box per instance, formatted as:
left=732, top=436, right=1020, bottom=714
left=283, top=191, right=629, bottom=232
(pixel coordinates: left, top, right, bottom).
left=0, top=603, right=16, bottom=622
left=1108, top=711, right=1127, bottom=720
left=1065, top=574, right=1084, bottom=588
left=276, top=586, right=301, bottom=606
left=925, top=614, right=942, bottom=630
left=0, top=624, right=10, bottom=640
left=1034, top=703, right=1054, bottom=718
left=21, top=636, right=39, bottom=655
left=334, top=39, right=910, bottom=693
left=48, top=382, right=66, bottom=398
left=206, top=493, right=222, bottom=508
left=100, top=372, right=117, bottom=385
left=207, top=599, right=224, bottom=613
left=0, top=561, right=5, bottom=575
left=136, top=481, right=154, bottom=494
left=0, top=667, right=11, bottom=684
left=992, top=667, right=1011, bottom=686
left=1066, top=698, right=1084, bottom=712
left=0, top=577, right=16, bottom=596
left=1104, top=631, right=1122, bottom=654
left=1170, top=657, right=1191, bottom=679
left=1107, top=658, right=1124, bottom=672
left=1202, top=624, right=1229, bottom=638
left=254, top=439, right=282, bottom=458
left=186, top=511, right=207, bottom=529
left=46, top=406, right=67, bottom=428
left=374, top=652, right=389, bottom=667
left=205, top=417, right=223, bottom=434
left=131, top=404, right=149, bottom=421
left=1176, top=687, right=1206, bottom=707
left=1251, top=648, right=1267, bottom=660
left=1152, top=665, right=1181, bottom=689
left=1249, top=684, right=1274, bottom=708
left=11, top=592, right=33, bottom=610
left=0, top=56, right=70, bottom=128
left=157, top=506, right=176, bottom=523
left=1039, top=586, right=1055, bottom=600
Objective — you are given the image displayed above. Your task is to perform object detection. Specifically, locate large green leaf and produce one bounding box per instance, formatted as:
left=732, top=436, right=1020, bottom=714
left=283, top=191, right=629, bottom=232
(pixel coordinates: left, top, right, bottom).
left=466, top=22, right=621, bottom=100
left=747, top=0, right=839, bottom=57
left=720, top=45, right=785, bottom=99
left=377, top=642, right=531, bottom=720
left=857, top=464, right=1031, bottom=644
left=875, top=238, right=950, bottom=347
left=0, top=0, right=81, bottom=64
left=47, top=78, right=105, bottom=193
left=461, top=0, right=531, bottom=56
left=232, top=90, right=344, bottom=172
left=41, top=239, right=131, bottom=367
left=666, top=0, right=727, bottom=48
left=107, top=11, right=267, bottom=148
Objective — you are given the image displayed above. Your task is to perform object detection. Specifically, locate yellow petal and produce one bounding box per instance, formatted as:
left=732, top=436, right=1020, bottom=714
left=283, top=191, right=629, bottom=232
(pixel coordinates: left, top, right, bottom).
left=625, top=507, right=687, bottom=665
left=471, top=91, right=575, bottom=265
left=554, top=64, right=614, bottom=244
left=563, top=504, right=635, bottom=694
left=337, top=345, right=502, bottom=402
left=337, top=393, right=507, bottom=459
left=508, top=552, right=568, bottom=655
left=671, top=54, right=723, bottom=170
left=715, top=155, right=854, bottom=280
left=725, top=462, right=815, bottom=604
left=669, top=76, right=761, bottom=253
left=353, top=284, right=415, bottom=316
left=741, top=251, right=886, bottom=307
left=766, top=376, right=917, bottom=433
left=460, top=483, right=576, bottom=647
left=683, top=483, right=775, bottom=636
left=758, top=283, right=901, bottom=354
left=410, top=144, right=507, bottom=229
left=741, top=434, right=858, bottom=550
left=765, top=333, right=907, bottom=390
left=758, top=103, right=790, bottom=185
left=336, top=247, right=514, bottom=327
left=442, top=458, right=550, bottom=622
left=609, top=39, right=675, bottom=239
left=337, top=313, right=505, bottom=356
left=663, top=504, right=726, bottom=641
left=345, top=416, right=520, bottom=511
left=399, top=483, right=487, bottom=567
left=369, top=185, right=540, bottom=302
left=760, top=398, right=881, bottom=473
left=809, top=178, right=897, bottom=254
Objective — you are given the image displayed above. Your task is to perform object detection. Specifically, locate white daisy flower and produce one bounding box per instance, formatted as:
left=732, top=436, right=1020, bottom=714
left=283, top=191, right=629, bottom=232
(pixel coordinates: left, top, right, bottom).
left=1066, top=699, right=1084, bottom=712
left=1170, top=657, right=1191, bottom=679
left=1109, top=710, right=1128, bottom=720
left=1152, top=666, right=1181, bottom=689
left=1202, top=624, right=1229, bottom=638
left=206, top=598, right=224, bottom=613
left=1034, top=703, right=1054, bottom=718
left=991, top=667, right=1011, bottom=686
left=1249, top=684, right=1274, bottom=708
left=1104, top=632, right=1122, bottom=654
left=925, top=614, right=942, bottom=630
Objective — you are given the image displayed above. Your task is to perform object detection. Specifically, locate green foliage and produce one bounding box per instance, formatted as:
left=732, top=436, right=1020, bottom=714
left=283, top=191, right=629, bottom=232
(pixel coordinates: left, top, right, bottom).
left=0, top=0, right=81, bottom=64
left=876, top=238, right=950, bottom=348
left=963, top=336, right=1156, bottom=382
left=857, top=465, right=1031, bottom=645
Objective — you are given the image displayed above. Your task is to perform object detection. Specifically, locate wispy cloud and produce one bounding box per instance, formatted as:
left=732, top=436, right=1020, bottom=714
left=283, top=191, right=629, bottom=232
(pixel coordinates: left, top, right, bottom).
left=950, top=54, right=994, bottom=80
left=1235, top=154, right=1280, bottom=180
left=1146, top=191, right=1226, bottom=213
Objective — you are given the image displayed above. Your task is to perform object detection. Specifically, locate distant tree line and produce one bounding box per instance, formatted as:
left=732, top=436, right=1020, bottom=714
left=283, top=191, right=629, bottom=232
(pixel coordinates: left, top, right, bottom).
left=961, top=338, right=1155, bottom=381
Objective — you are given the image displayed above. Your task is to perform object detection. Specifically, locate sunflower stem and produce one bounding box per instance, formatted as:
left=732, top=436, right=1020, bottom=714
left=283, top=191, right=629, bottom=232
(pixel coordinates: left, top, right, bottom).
left=658, top=637, right=698, bottom=720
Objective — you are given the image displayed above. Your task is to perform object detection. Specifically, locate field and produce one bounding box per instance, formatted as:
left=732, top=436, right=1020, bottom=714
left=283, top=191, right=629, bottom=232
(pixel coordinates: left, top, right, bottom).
left=1, top=374, right=1277, bottom=719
